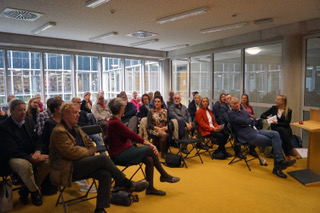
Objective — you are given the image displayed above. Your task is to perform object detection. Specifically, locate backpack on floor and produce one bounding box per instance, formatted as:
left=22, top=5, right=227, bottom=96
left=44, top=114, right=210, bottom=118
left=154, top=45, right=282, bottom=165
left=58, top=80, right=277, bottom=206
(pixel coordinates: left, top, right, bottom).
left=110, top=190, right=139, bottom=206
left=291, top=135, right=303, bottom=148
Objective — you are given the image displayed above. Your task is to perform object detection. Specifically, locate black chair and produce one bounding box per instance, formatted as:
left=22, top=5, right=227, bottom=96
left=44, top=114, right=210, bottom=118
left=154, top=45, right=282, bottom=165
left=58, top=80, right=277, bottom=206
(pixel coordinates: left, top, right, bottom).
left=227, top=123, right=267, bottom=171
left=175, top=137, right=203, bottom=168
left=81, top=125, right=107, bottom=153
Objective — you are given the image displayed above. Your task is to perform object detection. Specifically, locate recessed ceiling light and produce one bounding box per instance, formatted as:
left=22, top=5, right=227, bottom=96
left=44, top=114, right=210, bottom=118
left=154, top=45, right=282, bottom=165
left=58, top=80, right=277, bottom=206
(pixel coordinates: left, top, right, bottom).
left=200, top=22, right=248, bottom=34
left=127, top=31, right=158, bottom=38
left=31, top=22, right=56, bottom=34
left=130, top=39, right=159, bottom=47
left=156, top=7, right=209, bottom=24
left=89, top=32, right=118, bottom=41
left=246, top=47, right=261, bottom=55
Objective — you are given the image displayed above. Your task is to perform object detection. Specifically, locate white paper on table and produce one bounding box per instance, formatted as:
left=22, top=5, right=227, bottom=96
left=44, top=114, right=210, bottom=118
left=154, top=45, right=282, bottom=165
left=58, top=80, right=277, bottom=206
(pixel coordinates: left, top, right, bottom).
left=267, top=115, right=277, bottom=125
left=296, top=148, right=308, bottom=158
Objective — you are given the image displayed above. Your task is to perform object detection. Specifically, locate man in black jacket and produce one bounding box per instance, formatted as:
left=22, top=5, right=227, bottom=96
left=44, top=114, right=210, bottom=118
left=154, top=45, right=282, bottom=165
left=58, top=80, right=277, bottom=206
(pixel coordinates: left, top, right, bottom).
left=0, top=99, right=50, bottom=206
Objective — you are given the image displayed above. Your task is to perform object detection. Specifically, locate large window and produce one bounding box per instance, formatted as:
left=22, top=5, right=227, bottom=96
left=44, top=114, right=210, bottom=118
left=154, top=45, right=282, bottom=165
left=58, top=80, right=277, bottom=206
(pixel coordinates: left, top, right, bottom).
left=44, top=53, right=72, bottom=101
left=76, top=55, right=99, bottom=99
left=214, top=50, right=242, bottom=100
left=145, top=61, right=160, bottom=93
left=172, top=59, right=188, bottom=105
left=245, top=43, right=282, bottom=104
left=191, top=55, right=212, bottom=100
left=7, top=50, right=41, bottom=102
left=0, top=50, right=5, bottom=104
left=125, top=59, right=141, bottom=98
left=305, top=37, right=320, bottom=107
left=103, top=57, right=122, bottom=99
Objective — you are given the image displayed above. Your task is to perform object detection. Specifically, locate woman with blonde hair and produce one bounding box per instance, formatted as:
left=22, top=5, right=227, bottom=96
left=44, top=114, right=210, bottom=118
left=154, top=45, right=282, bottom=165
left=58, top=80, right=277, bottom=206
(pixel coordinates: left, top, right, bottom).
left=260, top=95, right=301, bottom=160
left=27, top=98, right=40, bottom=124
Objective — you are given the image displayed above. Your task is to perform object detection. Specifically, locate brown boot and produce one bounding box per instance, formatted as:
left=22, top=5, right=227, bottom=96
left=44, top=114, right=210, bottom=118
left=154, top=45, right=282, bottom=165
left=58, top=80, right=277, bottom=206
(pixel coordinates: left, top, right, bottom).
left=292, top=148, right=302, bottom=159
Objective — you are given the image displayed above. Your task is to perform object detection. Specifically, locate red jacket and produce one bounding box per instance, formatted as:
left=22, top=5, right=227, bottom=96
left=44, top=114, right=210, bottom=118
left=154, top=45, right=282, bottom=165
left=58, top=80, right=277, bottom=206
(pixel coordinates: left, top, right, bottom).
left=195, top=107, right=220, bottom=137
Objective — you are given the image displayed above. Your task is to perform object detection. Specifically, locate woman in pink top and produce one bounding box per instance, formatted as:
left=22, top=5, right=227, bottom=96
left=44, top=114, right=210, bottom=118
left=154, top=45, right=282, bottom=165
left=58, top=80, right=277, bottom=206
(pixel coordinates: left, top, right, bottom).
left=107, top=98, right=180, bottom=196
left=240, top=94, right=256, bottom=118
left=130, top=91, right=141, bottom=112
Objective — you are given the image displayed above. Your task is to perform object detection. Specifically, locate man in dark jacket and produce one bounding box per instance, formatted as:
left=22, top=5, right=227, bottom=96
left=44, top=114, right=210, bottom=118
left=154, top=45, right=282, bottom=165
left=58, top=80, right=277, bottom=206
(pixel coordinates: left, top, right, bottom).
left=0, top=99, right=50, bottom=206
left=119, top=91, right=138, bottom=133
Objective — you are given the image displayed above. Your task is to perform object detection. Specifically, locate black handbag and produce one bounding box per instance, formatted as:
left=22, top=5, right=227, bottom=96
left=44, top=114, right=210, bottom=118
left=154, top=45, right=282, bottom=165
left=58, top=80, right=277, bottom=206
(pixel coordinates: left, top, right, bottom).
left=110, top=190, right=139, bottom=206
left=165, top=153, right=182, bottom=168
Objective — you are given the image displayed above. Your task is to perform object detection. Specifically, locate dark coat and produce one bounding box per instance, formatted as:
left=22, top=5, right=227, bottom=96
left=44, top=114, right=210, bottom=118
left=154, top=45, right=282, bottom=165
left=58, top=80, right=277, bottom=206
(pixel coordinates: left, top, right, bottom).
left=122, top=102, right=137, bottom=123
left=188, top=100, right=197, bottom=121
left=139, top=104, right=151, bottom=119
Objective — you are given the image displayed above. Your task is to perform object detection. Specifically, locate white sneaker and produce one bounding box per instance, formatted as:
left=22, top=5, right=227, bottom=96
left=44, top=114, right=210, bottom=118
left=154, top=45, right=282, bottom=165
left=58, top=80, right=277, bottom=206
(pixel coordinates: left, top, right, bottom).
left=80, top=185, right=97, bottom=193
left=75, top=180, right=88, bottom=187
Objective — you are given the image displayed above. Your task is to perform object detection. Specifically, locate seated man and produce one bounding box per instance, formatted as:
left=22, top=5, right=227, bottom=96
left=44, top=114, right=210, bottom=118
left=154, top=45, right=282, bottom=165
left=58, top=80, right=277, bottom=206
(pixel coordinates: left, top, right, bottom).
left=36, top=98, right=55, bottom=136
left=228, top=97, right=296, bottom=178
left=168, top=93, right=193, bottom=154
left=0, top=99, right=50, bottom=206
left=219, top=93, right=232, bottom=125
left=119, top=91, right=138, bottom=133
left=49, top=103, right=148, bottom=213
left=92, top=94, right=112, bottom=133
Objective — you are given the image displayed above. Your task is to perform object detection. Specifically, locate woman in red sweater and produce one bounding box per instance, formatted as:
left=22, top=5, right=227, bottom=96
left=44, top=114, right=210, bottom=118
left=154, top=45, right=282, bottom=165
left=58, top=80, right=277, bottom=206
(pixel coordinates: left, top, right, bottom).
left=195, top=97, right=230, bottom=158
left=107, top=98, right=180, bottom=196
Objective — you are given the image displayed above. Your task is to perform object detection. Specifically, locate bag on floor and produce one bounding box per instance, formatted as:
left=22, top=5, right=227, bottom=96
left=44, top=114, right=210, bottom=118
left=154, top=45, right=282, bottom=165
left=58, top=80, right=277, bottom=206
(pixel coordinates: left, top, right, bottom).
left=165, top=153, right=182, bottom=168
left=0, top=179, right=13, bottom=213
left=111, top=190, right=138, bottom=206
left=291, top=135, right=303, bottom=148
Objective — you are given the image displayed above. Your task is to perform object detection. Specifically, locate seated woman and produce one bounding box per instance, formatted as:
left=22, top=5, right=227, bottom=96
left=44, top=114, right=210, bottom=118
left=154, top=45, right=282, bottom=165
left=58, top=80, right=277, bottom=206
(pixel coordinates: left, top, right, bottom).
left=27, top=98, right=40, bottom=124
left=212, top=93, right=225, bottom=124
left=130, top=91, right=141, bottom=112
left=188, top=93, right=201, bottom=121
left=260, top=95, right=301, bottom=160
left=139, top=93, right=151, bottom=119
left=195, top=97, right=230, bottom=158
left=147, top=96, right=169, bottom=159
left=240, top=94, right=256, bottom=118
left=107, top=98, right=180, bottom=196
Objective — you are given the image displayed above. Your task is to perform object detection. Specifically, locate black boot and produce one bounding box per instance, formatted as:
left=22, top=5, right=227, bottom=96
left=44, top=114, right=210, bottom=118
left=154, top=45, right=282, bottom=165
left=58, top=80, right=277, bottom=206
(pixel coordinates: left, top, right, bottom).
left=30, top=191, right=42, bottom=206
left=18, top=186, right=29, bottom=205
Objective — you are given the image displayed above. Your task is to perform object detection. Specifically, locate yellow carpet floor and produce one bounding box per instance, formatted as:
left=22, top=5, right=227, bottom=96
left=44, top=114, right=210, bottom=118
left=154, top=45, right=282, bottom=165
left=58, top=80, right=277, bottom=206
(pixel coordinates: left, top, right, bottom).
left=7, top=146, right=320, bottom=213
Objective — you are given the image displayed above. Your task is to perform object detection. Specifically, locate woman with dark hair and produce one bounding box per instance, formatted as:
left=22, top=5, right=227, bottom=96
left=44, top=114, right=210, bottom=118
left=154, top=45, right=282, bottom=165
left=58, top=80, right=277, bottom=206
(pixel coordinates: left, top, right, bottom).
left=107, top=98, right=180, bottom=196
left=261, top=95, right=301, bottom=160
left=139, top=93, right=151, bottom=119
left=212, top=93, right=225, bottom=123
left=147, top=96, right=169, bottom=158
left=27, top=98, right=40, bottom=124
left=81, top=92, right=92, bottom=113
left=240, top=94, right=255, bottom=118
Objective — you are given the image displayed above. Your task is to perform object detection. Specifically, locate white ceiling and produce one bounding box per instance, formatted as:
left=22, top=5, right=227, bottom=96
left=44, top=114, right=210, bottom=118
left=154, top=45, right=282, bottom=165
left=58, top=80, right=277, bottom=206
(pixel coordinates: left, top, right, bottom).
left=0, top=0, right=319, bottom=51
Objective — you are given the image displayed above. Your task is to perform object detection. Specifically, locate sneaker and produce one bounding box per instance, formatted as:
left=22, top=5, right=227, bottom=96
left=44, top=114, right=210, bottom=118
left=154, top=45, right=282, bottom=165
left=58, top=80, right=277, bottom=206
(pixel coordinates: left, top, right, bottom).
left=75, top=180, right=88, bottom=187
left=80, top=184, right=97, bottom=193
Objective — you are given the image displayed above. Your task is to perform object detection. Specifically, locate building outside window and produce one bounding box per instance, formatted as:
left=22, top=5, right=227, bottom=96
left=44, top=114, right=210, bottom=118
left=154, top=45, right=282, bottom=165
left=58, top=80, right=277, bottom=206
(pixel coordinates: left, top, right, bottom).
left=125, top=59, right=141, bottom=98
left=0, top=50, right=5, bottom=104
left=103, top=57, right=122, bottom=99
left=7, top=50, right=41, bottom=102
left=145, top=61, right=160, bottom=93
left=76, top=55, right=99, bottom=100
left=44, top=53, right=72, bottom=101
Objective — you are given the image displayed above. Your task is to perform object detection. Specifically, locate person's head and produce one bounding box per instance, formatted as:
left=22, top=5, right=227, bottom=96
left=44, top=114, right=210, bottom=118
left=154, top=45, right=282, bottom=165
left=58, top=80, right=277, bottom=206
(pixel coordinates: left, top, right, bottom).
left=154, top=91, right=161, bottom=97
left=34, top=94, right=41, bottom=102
left=199, top=97, right=209, bottom=109
left=141, top=93, right=150, bottom=105
left=71, top=97, right=82, bottom=109
left=98, top=90, right=105, bottom=96
left=224, top=94, right=232, bottom=105
left=148, top=92, right=154, bottom=100
left=10, top=99, right=26, bottom=123
left=173, top=93, right=181, bottom=105
left=276, top=95, right=287, bottom=108
left=7, top=94, right=15, bottom=103
left=83, top=92, right=91, bottom=101
left=169, top=91, right=174, bottom=99
left=97, top=95, right=105, bottom=105
left=153, top=95, right=164, bottom=109
left=28, top=98, right=39, bottom=109
left=119, top=91, right=128, bottom=104
left=108, top=98, right=125, bottom=115
left=241, top=94, right=249, bottom=106
left=46, top=98, right=55, bottom=112
left=194, top=94, right=201, bottom=105
left=219, top=93, right=226, bottom=103
left=230, top=97, right=240, bottom=110
left=192, top=91, right=199, bottom=97
left=61, top=103, right=80, bottom=128
left=48, top=99, right=64, bottom=114
left=132, top=91, right=138, bottom=99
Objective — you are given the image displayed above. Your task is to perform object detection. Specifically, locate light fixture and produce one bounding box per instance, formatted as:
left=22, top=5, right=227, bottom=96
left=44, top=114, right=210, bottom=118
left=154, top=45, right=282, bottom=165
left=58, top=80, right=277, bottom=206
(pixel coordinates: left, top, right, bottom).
left=31, top=22, right=56, bottom=34
left=200, top=22, right=248, bottom=34
left=130, top=39, right=159, bottom=47
left=85, top=0, right=110, bottom=8
left=156, top=7, right=209, bottom=24
left=161, top=44, right=189, bottom=51
left=89, top=32, right=118, bottom=41
left=245, top=47, right=261, bottom=55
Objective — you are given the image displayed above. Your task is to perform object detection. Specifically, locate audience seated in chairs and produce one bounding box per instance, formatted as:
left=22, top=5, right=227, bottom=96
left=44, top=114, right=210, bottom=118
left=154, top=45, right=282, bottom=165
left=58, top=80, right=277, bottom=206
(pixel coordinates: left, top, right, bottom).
left=92, top=94, right=112, bottom=133
left=138, top=93, right=152, bottom=140
left=36, top=97, right=55, bottom=136
left=26, top=98, right=40, bottom=124
left=168, top=93, right=193, bottom=154
left=130, top=91, right=141, bottom=112
left=260, top=95, right=301, bottom=160
left=217, top=93, right=232, bottom=125
left=107, top=98, right=180, bottom=196
left=147, top=95, right=169, bottom=158
left=228, top=97, right=296, bottom=178
left=119, top=91, right=139, bottom=133
left=240, top=94, right=256, bottom=118
left=212, top=93, right=225, bottom=123
left=195, top=97, right=231, bottom=159
left=0, top=99, right=50, bottom=206
left=166, top=90, right=174, bottom=108
left=49, top=103, right=149, bottom=213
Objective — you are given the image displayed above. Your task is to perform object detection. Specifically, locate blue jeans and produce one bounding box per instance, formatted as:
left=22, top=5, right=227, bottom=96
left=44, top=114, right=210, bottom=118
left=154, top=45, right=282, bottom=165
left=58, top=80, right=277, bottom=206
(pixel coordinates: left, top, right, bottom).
left=89, top=134, right=106, bottom=156
left=249, top=130, right=284, bottom=169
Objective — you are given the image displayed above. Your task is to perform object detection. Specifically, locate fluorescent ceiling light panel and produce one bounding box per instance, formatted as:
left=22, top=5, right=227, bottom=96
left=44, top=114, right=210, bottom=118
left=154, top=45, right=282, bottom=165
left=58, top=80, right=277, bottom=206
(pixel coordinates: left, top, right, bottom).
left=161, top=44, right=189, bottom=51
left=89, top=31, right=118, bottom=41
left=130, top=39, right=159, bottom=47
left=31, top=22, right=56, bottom=34
left=245, top=47, right=261, bottom=55
left=254, top=18, right=273, bottom=25
left=86, top=0, right=110, bottom=8
left=200, top=22, right=248, bottom=34
left=126, top=31, right=158, bottom=38
left=156, top=7, right=209, bottom=24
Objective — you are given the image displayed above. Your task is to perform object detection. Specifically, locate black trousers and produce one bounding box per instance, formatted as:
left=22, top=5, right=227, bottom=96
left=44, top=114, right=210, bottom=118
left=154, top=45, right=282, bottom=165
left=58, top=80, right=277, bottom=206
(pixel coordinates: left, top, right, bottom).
left=72, top=155, right=125, bottom=209
left=209, top=129, right=229, bottom=152
left=272, top=126, right=293, bottom=156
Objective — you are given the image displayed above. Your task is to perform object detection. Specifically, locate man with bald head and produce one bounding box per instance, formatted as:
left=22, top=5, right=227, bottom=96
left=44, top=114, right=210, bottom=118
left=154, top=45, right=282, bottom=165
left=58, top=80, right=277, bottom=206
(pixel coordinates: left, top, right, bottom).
left=228, top=97, right=296, bottom=178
